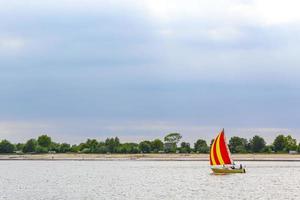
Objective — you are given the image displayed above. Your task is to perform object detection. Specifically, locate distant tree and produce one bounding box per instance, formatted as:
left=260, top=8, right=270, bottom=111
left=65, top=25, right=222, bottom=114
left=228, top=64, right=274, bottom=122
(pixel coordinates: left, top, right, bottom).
left=117, top=144, right=127, bottom=154
left=78, top=142, right=88, bottom=152
left=139, top=141, right=152, bottom=153
left=49, top=142, right=60, bottom=152
left=164, top=133, right=182, bottom=144
left=86, top=139, right=98, bottom=153
left=94, top=142, right=106, bottom=153
left=81, top=148, right=91, bottom=153
left=105, top=137, right=120, bottom=153
left=263, top=145, right=274, bottom=153
left=60, top=143, right=71, bottom=153
left=273, top=135, right=286, bottom=152
left=180, top=142, right=191, bottom=153
left=36, top=145, right=48, bottom=153
left=194, top=139, right=209, bottom=153
left=105, top=138, right=114, bottom=153
left=164, top=133, right=182, bottom=153
left=0, top=140, right=15, bottom=153
left=121, top=142, right=140, bottom=153
left=114, top=137, right=120, bottom=146
left=70, top=144, right=79, bottom=153
left=37, top=135, right=52, bottom=148
left=15, top=143, right=25, bottom=151
left=297, top=143, right=300, bottom=153
left=284, top=135, right=297, bottom=151
left=23, top=139, right=37, bottom=153
left=118, top=143, right=139, bottom=154
left=229, top=137, right=248, bottom=153
left=13, top=133, right=300, bottom=155
left=151, top=139, right=164, bottom=153
left=97, top=146, right=108, bottom=153
left=131, top=144, right=140, bottom=154
left=249, top=135, right=266, bottom=153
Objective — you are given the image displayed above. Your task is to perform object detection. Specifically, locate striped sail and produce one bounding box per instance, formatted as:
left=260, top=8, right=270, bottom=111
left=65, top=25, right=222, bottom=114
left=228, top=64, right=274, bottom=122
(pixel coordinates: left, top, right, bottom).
left=210, top=129, right=233, bottom=166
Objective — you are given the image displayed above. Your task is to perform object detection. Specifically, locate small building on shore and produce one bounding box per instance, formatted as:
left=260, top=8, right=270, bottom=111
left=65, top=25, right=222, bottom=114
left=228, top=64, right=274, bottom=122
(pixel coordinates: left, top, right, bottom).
left=289, top=150, right=297, bottom=154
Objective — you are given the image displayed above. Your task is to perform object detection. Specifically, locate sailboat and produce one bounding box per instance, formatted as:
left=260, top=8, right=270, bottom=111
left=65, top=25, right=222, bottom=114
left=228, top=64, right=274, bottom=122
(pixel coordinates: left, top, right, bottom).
left=210, top=129, right=246, bottom=174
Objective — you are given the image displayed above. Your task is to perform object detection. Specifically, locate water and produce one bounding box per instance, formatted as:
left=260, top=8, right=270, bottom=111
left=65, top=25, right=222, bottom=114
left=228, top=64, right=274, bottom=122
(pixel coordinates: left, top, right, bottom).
left=0, top=161, right=300, bottom=200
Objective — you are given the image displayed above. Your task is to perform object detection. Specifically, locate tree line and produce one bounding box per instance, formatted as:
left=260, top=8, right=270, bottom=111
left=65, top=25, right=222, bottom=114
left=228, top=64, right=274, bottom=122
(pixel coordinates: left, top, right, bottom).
left=0, top=133, right=299, bottom=154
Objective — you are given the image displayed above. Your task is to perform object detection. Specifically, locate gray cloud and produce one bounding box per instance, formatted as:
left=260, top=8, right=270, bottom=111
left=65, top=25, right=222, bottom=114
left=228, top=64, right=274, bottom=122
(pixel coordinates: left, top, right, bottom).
left=0, top=0, right=300, bottom=142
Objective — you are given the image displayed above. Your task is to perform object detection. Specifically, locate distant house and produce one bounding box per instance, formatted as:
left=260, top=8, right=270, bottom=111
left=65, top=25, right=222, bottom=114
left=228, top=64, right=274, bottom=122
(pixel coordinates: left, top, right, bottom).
left=14, top=151, right=23, bottom=154
left=289, top=150, right=297, bottom=154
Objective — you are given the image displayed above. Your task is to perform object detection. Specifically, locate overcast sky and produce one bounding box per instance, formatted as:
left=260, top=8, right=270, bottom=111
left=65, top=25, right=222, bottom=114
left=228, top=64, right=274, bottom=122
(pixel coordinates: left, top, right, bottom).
left=1, top=0, right=300, bottom=144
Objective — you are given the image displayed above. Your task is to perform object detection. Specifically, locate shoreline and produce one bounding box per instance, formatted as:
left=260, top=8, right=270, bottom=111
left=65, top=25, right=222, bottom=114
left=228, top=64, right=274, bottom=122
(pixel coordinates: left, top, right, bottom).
left=1, top=153, right=300, bottom=161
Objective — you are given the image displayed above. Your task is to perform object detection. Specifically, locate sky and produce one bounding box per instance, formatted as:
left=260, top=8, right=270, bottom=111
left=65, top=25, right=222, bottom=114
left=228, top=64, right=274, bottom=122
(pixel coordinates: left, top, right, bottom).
left=1, top=0, right=300, bottom=144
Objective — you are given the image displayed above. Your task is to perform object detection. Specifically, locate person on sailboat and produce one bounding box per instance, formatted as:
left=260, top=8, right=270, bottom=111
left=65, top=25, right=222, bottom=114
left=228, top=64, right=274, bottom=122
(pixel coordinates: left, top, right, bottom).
left=230, top=162, right=236, bottom=169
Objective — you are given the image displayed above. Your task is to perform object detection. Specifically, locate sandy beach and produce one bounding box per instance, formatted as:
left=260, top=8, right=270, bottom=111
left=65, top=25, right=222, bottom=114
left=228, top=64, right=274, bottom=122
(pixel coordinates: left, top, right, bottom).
left=1, top=153, right=300, bottom=161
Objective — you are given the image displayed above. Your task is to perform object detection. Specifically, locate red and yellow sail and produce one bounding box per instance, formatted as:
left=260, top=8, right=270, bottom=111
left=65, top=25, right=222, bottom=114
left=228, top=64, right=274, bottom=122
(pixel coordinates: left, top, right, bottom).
left=210, top=129, right=233, bottom=166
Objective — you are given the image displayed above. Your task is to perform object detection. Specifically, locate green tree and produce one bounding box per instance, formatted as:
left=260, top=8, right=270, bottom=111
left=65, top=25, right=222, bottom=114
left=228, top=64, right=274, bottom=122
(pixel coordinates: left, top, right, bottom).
left=23, top=139, right=37, bottom=153
left=0, top=140, right=15, bottom=153
left=15, top=143, right=25, bottom=151
left=164, top=133, right=182, bottom=144
left=164, top=133, right=182, bottom=153
left=273, top=135, right=286, bottom=152
left=97, top=146, right=108, bottom=153
left=49, top=142, right=60, bottom=152
left=194, top=139, right=209, bottom=153
left=114, top=137, right=120, bottom=146
left=70, top=144, right=79, bottom=153
left=85, top=139, right=98, bottom=153
left=263, top=144, right=274, bottom=153
left=139, top=141, right=152, bottom=153
left=78, top=142, right=88, bottom=152
left=105, top=137, right=120, bottom=153
left=249, top=135, right=266, bottom=153
left=229, top=136, right=248, bottom=153
left=81, top=148, right=91, bottom=153
left=37, top=135, right=52, bottom=148
left=60, top=143, right=71, bottom=153
left=151, top=139, right=164, bottom=153
left=297, top=143, right=300, bottom=153
left=118, top=143, right=139, bottom=153
left=36, top=145, right=48, bottom=153
left=95, top=142, right=107, bottom=153
left=180, top=142, right=191, bottom=153
left=284, top=135, right=297, bottom=151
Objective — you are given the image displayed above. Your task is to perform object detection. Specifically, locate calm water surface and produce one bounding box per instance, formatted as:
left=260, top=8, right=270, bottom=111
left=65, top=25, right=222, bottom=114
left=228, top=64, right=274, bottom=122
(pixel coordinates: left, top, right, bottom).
left=0, top=161, right=300, bottom=200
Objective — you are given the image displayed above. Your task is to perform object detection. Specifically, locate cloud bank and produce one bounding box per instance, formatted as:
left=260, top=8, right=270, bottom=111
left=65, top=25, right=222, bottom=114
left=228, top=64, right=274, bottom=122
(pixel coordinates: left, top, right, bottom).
left=0, top=0, right=300, bottom=143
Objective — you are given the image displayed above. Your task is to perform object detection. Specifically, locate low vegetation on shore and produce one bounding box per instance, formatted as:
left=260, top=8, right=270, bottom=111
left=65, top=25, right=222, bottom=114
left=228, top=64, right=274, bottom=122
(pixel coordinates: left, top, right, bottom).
left=0, top=133, right=299, bottom=154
